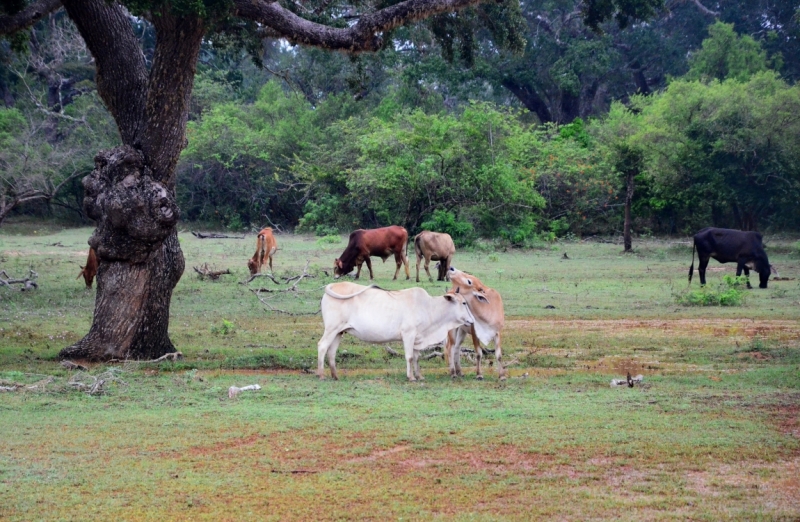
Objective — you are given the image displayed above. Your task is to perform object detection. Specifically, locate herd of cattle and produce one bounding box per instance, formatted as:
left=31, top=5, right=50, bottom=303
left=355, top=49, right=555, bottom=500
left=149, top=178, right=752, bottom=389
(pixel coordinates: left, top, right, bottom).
left=76, top=225, right=774, bottom=380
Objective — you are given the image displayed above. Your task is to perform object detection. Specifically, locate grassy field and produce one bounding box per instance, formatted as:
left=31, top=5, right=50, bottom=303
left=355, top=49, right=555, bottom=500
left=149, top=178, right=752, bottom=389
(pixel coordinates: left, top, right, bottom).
left=1, top=222, right=799, bottom=520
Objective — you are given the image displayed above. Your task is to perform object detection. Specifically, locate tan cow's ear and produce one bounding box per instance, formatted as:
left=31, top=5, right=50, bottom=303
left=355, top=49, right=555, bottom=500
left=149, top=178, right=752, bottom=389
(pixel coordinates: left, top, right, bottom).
left=473, top=291, right=490, bottom=303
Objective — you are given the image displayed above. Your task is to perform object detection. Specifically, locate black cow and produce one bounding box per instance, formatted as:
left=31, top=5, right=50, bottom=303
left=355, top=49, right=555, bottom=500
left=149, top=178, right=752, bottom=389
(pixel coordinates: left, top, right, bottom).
left=689, top=227, right=771, bottom=289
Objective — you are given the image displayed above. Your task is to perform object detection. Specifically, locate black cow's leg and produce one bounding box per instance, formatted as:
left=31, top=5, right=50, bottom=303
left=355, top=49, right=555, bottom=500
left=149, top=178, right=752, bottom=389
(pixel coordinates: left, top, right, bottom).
left=738, top=259, right=752, bottom=289
left=698, top=256, right=710, bottom=286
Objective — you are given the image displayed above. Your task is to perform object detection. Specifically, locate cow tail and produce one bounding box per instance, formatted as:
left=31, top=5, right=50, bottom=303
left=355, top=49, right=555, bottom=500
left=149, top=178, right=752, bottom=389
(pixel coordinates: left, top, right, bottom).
left=688, top=242, right=695, bottom=283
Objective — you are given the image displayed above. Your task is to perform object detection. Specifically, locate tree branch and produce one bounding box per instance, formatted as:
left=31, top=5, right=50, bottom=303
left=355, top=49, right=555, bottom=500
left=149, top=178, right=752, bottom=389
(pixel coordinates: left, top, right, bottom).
left=0, top=0, right=62, bottom=36
left=235, top=0, right=490, bottom=52
left=60, top=0, right=148, bottom=146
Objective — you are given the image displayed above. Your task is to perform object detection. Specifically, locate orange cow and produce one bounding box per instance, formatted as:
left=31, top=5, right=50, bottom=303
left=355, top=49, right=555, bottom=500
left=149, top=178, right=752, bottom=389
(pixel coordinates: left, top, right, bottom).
left=77, top=248, right=98, bottom=289
left=247, top=228, right=278, bottom=275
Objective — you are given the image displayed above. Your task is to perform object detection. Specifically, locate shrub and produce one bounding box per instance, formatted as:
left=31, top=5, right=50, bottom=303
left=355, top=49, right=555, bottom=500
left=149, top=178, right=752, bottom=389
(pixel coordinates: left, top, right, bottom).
left=420, top=210, right=475, bottom=247
left=676, top=275, right=747, bottom=306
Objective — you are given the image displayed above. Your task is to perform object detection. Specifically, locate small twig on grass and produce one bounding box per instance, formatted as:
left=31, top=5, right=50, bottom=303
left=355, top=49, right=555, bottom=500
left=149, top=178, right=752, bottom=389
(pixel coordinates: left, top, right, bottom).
left=271, top=469, right=318, bottom=474
left=108, top=352, right=183, bottom=364
left=68, top=368, right=128, bottom=395
left=248, top=288, right=321, bottom=316
left=241, top=272, right=282, bottom=285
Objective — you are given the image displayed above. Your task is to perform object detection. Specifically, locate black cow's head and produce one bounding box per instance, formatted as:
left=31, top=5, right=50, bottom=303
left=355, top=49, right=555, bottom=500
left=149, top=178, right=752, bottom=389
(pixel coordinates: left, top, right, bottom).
left=754, top=255, right=771, bottom=289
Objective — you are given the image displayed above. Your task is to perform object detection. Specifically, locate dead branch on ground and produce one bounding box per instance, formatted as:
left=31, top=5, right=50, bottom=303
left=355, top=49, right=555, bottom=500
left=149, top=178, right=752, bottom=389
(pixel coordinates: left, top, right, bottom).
left=108, top=352, right=183, bottom=364
left=241, top=272, right=281, bottom=285
left=228, top=383, right=261, bottom=399
left=193, top=264, right=231, bottom=280
left=0, top=269, right=39, bottom=291
left=191, top=231, right=245, bottom=239
left=68, top=368, right=128, bottom=395
left=61, top=360, right=88, bottom=371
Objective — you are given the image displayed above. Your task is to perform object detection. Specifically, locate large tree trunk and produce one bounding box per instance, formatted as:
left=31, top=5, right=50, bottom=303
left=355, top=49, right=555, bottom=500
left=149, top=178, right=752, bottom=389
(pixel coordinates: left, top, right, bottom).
left=501, top=78, right=553, bottom=123
left=60, top=146, right=184, bottom=361
left=58, top=2, right=203, bottom=361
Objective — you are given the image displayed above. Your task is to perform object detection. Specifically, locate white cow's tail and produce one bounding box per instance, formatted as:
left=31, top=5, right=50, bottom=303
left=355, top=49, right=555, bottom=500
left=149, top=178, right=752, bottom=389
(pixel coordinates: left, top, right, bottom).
left=324, top=284, right=382, bottom=300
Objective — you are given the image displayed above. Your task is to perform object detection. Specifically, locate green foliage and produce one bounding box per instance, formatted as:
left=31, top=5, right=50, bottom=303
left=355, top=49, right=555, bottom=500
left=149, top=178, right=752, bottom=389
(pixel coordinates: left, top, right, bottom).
left=635, top=71, right=800, bottom=231
left=315, top=234, right=341, bottom=247
left=420, top=210, right=474, bottom=247
left=210, top=319, right=235, bottom=335
left=686, top=22, right=774, bottom=82
left=676, top=275, right=748, bottom=307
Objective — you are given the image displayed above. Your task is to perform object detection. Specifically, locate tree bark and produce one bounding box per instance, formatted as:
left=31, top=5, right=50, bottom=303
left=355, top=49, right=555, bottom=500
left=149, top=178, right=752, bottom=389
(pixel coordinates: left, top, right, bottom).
left=623, top=169, right=634, bottom=252
left=60, top=146, right=184, bottom=361
left=57, top=4, right=202, bottom=361
left=501, top=78, right=553, bottom=123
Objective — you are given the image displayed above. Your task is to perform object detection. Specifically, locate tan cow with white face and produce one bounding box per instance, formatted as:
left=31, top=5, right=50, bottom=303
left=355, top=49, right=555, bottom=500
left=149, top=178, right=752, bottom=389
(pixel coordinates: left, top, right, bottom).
left=446, top=267, right=506, bottom=380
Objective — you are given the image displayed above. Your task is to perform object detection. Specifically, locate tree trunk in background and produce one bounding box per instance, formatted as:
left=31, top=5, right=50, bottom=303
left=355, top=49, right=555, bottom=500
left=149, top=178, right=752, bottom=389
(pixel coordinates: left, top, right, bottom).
left=623, top=169, right=634, bottom=252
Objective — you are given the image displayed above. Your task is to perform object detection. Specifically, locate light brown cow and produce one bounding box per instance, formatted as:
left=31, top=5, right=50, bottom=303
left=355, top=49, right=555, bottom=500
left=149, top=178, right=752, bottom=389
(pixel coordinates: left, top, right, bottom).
left=77, top=248, right=98, bottom=289
left=247, top=228, right=278, bottom=275
left=414, top=231, right=455, bottom=283
left=445, top=267, right=506, bottom=380
left=334, top=226, right=410, bottom=280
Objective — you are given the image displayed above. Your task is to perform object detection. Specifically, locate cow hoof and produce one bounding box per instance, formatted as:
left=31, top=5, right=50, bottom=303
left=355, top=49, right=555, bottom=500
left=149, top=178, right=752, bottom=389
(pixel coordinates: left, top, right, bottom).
left=476, top=375, right=484, bottom=381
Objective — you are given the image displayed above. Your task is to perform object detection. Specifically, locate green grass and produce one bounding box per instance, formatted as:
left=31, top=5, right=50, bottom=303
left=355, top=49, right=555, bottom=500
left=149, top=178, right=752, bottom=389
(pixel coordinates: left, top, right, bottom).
left=1, top=222, right=799, bottom=520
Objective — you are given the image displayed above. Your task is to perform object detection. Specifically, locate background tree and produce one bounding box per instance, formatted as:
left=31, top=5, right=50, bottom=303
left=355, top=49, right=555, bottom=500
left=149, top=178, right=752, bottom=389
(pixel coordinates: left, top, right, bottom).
left=1, top=0, right=658, bottom=361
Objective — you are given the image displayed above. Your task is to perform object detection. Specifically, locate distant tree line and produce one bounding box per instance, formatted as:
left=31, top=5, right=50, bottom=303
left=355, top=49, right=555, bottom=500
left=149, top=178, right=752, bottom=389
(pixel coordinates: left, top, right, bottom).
left=2, top=12, right=799, bottom=241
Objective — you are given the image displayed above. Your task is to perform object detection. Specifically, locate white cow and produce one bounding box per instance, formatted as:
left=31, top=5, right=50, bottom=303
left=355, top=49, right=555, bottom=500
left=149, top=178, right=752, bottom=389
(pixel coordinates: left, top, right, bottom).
left=317, top=282, right=475, bottom=381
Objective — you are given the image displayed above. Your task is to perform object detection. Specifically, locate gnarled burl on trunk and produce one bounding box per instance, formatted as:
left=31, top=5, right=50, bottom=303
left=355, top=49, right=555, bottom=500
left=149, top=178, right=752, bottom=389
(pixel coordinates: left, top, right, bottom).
left=59, top=146, right=184, bottom=361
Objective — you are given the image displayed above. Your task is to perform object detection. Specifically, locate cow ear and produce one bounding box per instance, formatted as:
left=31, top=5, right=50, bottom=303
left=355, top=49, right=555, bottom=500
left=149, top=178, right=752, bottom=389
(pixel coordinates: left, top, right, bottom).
left=443, top=293, right=456, bottom=302
left=472, top=291, right=490, bottom=303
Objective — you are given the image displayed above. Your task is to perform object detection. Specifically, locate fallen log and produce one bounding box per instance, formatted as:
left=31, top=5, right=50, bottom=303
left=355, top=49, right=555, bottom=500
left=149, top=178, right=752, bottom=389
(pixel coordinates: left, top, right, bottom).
left=191, top=231, right=245, bottom=239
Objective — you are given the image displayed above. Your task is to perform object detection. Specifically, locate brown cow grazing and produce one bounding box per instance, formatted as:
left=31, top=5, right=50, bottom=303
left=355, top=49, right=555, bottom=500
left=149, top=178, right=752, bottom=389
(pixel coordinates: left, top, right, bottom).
left=247, top=228, right=278, bottom=275
left=445, top=267, right=506, bottom=380
left=77, top=248, right=98, bottom=289
left=334, top=226, right=410, bottom=280
left=414, top=231, right=456, bottom=283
